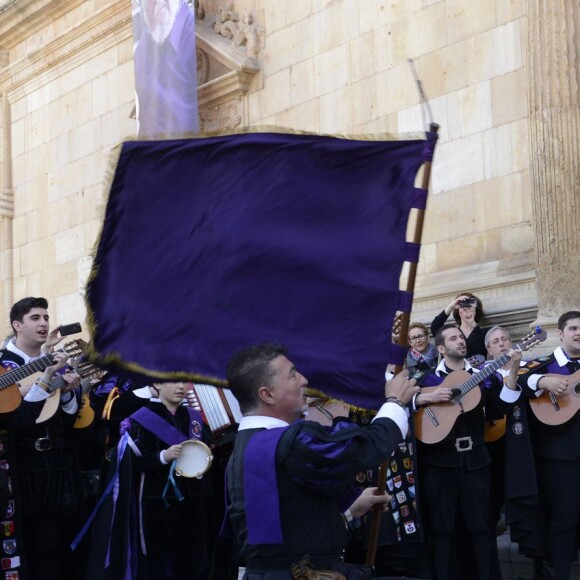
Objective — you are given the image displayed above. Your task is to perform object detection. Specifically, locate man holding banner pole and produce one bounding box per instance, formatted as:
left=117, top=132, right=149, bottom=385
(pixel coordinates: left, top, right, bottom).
left=223, top=341, right=421, bottom=579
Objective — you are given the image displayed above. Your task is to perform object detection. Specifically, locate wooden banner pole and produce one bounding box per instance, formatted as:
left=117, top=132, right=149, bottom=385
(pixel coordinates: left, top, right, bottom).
left=365, top=122, right=439, bottom=566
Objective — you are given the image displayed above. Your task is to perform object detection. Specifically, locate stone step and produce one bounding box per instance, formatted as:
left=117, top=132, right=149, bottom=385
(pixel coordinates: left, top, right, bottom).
left=497, top=530, right=580, bottom=579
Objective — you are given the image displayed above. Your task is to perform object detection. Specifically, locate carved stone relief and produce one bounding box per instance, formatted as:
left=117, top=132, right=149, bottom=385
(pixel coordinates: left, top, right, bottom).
left=199, top=94, right=243, bottom=133
left=198, top=2, right=264, bottom=64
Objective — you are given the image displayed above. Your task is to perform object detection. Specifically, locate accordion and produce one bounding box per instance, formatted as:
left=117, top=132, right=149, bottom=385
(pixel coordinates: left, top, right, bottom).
left=185, top=383, right=242, bottom=435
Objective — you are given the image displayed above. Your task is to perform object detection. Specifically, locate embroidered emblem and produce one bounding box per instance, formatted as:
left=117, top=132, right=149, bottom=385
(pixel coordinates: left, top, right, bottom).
left=403, top=457, right=412, bottom=470
left=512, top=422, right=524, bottom=436
left=356, top=472, right=366, bottom=484
left=386, top=478, right=394, bottom=492
left=191, top=420, right=202, bottom=437
left=392, top=511, right=400, bottom=524
left=0, top=555, right=19, bottom=570
left=0, top=363, right=18, bottom=373
left=390, top=461, right=398, bottom=473
left=1, top=540, right=16, bottom=556
left=401, top=505, right=410, bottom=517
left=396, top=490, right=407, bottom=504
left=408, top=485, right=416, bottom=498
left=404, top=520, right=417, bottom=534
left=3, top=503, right=13, bottom=519
left=0, top=523, right=13, bottom=539
left=4, top=571, right=19, bottom=580
left=393, top=475, right=402, bottom=489
left=513, top=405, right=521, bottom=420
left=406, top=472, right=414, bottom=484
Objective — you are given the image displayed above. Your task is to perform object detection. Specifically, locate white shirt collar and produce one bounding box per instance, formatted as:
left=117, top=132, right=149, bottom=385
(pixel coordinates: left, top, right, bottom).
left=133, top=386, right=154, bottom=398
left=554, top=346, right=571, bottom=367
left=5, top=340, right=39, bottom=364
left=238, top=415, right=289, bottom=431
left=435, top=357, right=473, bottom=377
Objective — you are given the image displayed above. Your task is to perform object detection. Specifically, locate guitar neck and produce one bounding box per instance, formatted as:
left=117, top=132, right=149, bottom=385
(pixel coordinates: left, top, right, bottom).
left=0, top=354, right=55, bottom=391
left=48, top=373, right=96, bottom=396
left=454, top=353, right=511, bottom=398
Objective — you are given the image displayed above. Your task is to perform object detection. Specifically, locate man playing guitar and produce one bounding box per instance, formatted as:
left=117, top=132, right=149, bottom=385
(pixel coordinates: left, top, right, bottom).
left=515, top=311, right=580, bottom=580
left=0, top=296, right=81, bottom=580
left=413, top=323, right=521, bottom=580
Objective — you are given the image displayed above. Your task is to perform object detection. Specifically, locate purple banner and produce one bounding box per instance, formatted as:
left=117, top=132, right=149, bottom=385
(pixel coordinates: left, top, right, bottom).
left=86, top=132, right=429, bottom=408
left=132, top=0, right=199, bottom=138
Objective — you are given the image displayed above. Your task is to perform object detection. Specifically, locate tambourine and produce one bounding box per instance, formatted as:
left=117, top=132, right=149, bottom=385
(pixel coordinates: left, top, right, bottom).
left=174, top=439, right=214, bottom=479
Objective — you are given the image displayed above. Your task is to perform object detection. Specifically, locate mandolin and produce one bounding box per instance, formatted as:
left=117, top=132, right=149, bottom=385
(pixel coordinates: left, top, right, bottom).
left=415, top=329, right=547, bottom=444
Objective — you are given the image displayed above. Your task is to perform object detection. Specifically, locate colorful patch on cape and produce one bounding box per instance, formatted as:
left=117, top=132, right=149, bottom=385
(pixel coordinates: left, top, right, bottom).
left=1, top=540, right=16, bottom=556
left=0, top=556, right=19, bottom=570
left=3, top=503, right=13, bottom=519
left=0, top=362, right=18, bottom=373
left=0, top=523, right=13, bottom=539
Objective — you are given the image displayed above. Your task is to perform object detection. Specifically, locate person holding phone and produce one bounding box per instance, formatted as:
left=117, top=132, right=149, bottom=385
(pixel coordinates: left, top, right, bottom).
left=430, top=292, right=488, bottom=359
left=0, top=296, right=82, bottom=580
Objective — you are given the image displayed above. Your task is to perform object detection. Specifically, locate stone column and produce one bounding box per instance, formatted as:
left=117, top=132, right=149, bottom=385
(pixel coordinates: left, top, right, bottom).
left=528, top=0, right=580, bottom=344
left=0, top=92, right=14, bottom=336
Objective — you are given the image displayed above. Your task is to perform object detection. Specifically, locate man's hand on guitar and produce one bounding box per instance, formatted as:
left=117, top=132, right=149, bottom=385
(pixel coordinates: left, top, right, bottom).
left=538, top=375, right=568, bottom=396
left=40, top=352, right=69, bottom=384
left=416, top=387, right=454, bottom=406
left=507, top=349, right=522, bottom=369
left=61, top=371, right=81, bottom=392
left=385, top=371, right=419, bottom=405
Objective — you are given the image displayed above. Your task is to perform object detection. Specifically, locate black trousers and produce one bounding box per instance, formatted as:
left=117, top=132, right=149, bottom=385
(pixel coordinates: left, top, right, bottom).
left=536, top=457, right=580, bottom=580
left=142, top=497, right=208, bottom=580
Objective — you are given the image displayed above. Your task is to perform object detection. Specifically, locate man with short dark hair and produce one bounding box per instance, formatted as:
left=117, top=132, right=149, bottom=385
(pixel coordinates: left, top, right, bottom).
left=414, top=324, right=521, bottom=580
left=225, top=341, right=419, bottom=579
left=0, top=296, right=80, bottom=580
left=514, top=311, right=580, bottom=580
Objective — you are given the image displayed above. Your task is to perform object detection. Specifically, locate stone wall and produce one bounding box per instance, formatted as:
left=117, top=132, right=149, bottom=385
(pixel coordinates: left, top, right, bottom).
left=1, top=0, right=575, bottom=351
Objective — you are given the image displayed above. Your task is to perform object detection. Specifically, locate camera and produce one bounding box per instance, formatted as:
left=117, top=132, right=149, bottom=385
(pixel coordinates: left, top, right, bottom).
left=459, top=299, right=476, bottom=308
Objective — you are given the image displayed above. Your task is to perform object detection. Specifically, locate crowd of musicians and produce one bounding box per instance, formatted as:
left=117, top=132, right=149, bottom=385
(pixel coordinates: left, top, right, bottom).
left=0, top=294, right=578, bottom=580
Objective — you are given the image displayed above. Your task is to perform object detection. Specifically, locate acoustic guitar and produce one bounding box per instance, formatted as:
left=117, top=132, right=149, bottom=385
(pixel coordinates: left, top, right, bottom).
left=72, top=363, right=104, bottom=429
left=528, top=369, right=580, bottom=426
left=0, top=340, right=83, bottom=413
left=34, top=341, right=101, bottom=424
left=414, top=329, right=547, bottom=444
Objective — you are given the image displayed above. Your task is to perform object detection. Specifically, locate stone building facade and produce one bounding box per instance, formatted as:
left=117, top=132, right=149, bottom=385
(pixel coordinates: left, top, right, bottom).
left=0, top=0, right=578, bottom=351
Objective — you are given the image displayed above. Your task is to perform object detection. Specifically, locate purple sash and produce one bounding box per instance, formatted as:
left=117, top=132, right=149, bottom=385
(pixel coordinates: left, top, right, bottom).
left=244, top=427, right=287, bottom=545
left=130, top=406, right=203, bottom=444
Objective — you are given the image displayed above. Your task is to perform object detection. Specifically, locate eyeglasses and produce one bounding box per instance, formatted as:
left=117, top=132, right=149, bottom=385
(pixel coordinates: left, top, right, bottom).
left=409, top=334, right=427, bottom=342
